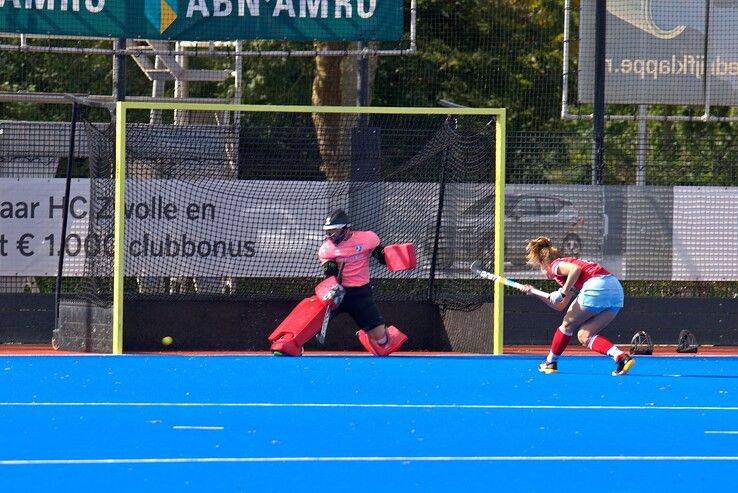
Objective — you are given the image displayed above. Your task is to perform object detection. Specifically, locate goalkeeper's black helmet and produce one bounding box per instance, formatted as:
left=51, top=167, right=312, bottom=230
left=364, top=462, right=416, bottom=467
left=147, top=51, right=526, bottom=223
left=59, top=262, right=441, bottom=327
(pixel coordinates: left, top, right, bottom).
left=323, top=209, right=352, bottom=244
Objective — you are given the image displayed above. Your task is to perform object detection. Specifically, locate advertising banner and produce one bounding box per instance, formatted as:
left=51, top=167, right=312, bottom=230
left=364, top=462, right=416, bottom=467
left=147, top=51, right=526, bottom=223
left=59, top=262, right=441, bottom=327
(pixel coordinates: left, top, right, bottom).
left=6, top=178, right=734, bottom=280
left=579, top=0, right=738, bottom=105
left=0, top=0, right=403, bottom=41
left=0, top=179, right=90, bottom=276
left=0, top=178, right=328, bottom=277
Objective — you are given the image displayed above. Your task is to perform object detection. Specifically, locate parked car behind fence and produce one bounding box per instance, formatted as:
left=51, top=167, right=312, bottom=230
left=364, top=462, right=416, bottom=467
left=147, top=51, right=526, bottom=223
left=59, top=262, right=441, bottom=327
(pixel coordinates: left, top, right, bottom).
left=425, top=193, right=585, bottom=270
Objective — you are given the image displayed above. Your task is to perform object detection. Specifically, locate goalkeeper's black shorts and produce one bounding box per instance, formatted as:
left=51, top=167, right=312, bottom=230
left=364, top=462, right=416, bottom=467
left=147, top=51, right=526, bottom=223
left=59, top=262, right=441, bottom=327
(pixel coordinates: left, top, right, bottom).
left=333, top=284, right=384, bottom=331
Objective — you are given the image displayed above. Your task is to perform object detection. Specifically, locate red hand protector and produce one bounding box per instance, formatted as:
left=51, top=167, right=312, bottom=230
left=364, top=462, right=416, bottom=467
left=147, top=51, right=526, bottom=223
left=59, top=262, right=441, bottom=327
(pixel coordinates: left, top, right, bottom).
left=384, top=243, right=416, bottom=272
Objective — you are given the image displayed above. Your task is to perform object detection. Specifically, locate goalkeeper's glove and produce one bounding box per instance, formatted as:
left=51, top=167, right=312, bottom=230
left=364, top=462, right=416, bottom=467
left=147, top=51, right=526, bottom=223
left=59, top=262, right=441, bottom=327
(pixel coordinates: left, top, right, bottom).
left=548, top=288, right=565, bottom=304
left=324, top=284, right=346, bottom=307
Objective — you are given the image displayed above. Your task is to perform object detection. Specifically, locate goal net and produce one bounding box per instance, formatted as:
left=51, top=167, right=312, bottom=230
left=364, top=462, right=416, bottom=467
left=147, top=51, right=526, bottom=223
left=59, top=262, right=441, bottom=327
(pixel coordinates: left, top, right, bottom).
left=57, top=103, right=505, bottom=352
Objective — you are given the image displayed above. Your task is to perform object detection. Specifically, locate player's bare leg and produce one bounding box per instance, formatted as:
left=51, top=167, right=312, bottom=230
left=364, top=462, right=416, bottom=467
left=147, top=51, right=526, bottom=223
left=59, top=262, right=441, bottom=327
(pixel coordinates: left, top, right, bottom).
left=539, top=302, right=596, bottom=373
left=575, top=306, right=634, bottom=375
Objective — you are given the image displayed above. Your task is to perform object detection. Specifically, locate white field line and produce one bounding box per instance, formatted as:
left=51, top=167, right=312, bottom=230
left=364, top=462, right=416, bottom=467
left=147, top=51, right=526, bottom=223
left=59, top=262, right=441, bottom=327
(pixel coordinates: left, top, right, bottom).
left=0, top=402, right=737, bottom=411
left=1, top=455, right=738, bottom=466
left=171, top=426, right=224, bottom=430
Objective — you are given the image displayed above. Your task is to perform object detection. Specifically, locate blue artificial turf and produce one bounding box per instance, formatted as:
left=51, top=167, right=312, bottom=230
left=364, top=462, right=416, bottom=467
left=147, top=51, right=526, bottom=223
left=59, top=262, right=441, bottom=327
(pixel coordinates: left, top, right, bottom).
left=1, top=354, right=737, bottom=492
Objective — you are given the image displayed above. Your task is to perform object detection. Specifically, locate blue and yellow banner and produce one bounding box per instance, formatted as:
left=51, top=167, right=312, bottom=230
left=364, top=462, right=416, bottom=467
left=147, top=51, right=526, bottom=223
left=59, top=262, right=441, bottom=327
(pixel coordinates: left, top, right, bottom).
left=0, top=0, right=403, bottom=41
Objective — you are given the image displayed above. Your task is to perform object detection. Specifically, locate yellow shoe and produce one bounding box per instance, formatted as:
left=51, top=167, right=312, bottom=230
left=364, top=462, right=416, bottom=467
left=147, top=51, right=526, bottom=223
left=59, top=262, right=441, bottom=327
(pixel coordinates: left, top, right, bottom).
left=612, top=354, right=635, bottom=376
left=538, top=360, right=558, bottom=374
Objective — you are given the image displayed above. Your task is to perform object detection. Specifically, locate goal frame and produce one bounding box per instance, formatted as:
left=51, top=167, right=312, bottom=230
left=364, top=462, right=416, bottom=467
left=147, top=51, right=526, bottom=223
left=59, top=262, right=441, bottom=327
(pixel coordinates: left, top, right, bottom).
left=112, top=102, right=507, bottom=354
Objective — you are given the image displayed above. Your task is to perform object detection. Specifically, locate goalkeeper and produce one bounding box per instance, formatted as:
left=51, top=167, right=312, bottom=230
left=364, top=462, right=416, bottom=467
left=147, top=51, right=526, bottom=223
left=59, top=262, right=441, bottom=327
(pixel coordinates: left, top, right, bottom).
left=318, top=209, right=408, bottom=356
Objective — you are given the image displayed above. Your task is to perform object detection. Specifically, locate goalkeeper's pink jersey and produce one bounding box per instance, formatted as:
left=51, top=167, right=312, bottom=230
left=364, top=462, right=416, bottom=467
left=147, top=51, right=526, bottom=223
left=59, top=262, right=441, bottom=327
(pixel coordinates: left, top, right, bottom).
left=548, top=257, right=611, bottom=291
left=318, top=230, right=381, bottom=288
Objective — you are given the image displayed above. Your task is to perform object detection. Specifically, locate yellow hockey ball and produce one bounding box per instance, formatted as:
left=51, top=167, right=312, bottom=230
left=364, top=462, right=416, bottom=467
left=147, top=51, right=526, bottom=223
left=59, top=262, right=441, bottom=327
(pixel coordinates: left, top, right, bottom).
left=161, top=336, right=173, bottom=346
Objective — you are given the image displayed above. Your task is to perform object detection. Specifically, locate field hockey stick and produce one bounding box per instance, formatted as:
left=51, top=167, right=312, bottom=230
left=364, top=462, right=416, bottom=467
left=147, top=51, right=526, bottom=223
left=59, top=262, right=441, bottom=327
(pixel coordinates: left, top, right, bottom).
left=316, top=261, right=344, bottom=344
left=316, top=311, right=330, bottom=344
left=470, top=260, right=548, bottom=298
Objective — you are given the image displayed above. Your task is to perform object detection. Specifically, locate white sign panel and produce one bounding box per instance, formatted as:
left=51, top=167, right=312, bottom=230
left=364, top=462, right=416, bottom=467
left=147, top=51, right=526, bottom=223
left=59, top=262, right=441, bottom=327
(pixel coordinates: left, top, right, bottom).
left=0, top=179, right=90, bottom=276
left=1, top=178, right=329, bottom=277
left=672, top=186, right=738, bottom=281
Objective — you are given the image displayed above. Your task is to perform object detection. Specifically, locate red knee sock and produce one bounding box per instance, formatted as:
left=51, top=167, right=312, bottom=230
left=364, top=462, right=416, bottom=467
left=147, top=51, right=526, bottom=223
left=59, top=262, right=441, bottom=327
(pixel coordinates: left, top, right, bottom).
left=549, top=326, right=571, bottom=358
left=588, top=335, right=615, bottom=356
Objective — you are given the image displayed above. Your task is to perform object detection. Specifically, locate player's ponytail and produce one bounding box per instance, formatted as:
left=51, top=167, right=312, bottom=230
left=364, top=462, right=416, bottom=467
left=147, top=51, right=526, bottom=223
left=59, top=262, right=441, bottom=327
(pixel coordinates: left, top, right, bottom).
left=526, top=236, right=560, bottom=266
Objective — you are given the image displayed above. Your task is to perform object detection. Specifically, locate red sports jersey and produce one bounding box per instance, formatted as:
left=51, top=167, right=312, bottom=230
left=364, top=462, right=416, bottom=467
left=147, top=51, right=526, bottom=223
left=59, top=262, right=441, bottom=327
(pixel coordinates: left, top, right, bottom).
left=548, top=257, right=611, bottom=291
left=318, top=230, right=381, bottom=288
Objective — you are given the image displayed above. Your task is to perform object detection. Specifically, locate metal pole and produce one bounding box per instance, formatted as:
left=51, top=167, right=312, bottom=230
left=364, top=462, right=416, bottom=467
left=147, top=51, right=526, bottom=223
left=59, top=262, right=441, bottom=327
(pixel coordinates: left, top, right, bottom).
left=428, top=141, right=449, bottom=300
left=357, top=40, right=370, bottom=132
left=592, top=0, right=606, bottom=185
left=561, top=0, right=572, bottom=119
left=357, top=41, right=369, bottom=107
left=54, top=102, right=79, bottom=327
left=113, top=38, right=125, bottom=353
left=702, top=0, right=711, bottom=119
left=114, top=38, right=126, bottom=102
left=150, top=54, right=165, bottom=124
left=637, top=105, right=647, bottom=186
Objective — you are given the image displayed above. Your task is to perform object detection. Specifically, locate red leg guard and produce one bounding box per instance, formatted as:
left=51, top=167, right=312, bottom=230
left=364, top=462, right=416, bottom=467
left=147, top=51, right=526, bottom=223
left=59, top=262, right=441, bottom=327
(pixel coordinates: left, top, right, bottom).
left=356, top=329, right=379, bottom=355
left=357, top=326, right=408, bottom=356
left=268, top=296, right=330, bottom=356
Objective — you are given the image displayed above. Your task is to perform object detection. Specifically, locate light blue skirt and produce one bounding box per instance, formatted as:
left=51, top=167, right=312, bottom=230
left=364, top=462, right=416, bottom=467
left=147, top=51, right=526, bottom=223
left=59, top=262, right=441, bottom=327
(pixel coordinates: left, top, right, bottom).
left=577, top=275, right=624, bottom=313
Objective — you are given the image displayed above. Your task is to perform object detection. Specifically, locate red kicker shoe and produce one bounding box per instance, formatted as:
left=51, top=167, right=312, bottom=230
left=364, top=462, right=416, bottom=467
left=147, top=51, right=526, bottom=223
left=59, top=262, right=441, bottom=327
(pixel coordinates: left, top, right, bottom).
left=357, top=325, right=408, bottom=356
